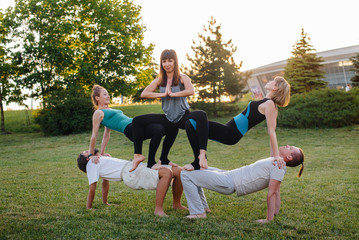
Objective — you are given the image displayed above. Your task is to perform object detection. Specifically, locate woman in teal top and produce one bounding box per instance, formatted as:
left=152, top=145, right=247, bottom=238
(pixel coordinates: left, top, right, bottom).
left=88, top=84, right=167, bottom=170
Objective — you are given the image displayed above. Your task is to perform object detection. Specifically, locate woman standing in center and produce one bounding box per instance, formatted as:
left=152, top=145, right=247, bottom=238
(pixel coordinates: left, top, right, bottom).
left=131, top=49, right=209, bottom=171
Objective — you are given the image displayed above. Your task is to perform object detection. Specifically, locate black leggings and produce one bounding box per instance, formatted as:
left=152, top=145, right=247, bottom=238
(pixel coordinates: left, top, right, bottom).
left=132, top=110, right=208, bottom=169
left=185, top=118, right=242, bottom=168
left=124, top=123, right=165, bottom=168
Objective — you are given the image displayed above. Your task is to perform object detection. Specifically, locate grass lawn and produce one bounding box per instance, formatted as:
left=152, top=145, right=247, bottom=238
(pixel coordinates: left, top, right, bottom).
left=0, top=104, right=358, bottom=239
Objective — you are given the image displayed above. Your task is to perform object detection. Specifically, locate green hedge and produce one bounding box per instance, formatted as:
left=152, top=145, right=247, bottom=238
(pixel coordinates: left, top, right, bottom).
left=34, top=88, right=93, bottom=135
left=189, top=101, right=241, bottom=117
left=278, top=88, right=359, bottom=128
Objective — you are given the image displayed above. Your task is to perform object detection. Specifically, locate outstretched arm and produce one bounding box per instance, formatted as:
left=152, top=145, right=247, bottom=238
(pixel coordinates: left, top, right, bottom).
left=87, top=182, right=97, bottom=209
left=257, top=179, right=281, bottom=223
left=89, top=110, right=104, bottom=163
left=100, top=127, right=111, bottom=155
left=264, top=101, right=285, bottom=168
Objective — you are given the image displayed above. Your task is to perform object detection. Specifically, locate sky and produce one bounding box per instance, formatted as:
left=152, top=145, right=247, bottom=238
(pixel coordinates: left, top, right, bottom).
left=1, top=0, right=359, bottom=109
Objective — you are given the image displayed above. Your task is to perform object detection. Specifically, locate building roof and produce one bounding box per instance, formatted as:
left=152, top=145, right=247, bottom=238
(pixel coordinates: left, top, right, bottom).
left=248, top=45, right=359, bottom=75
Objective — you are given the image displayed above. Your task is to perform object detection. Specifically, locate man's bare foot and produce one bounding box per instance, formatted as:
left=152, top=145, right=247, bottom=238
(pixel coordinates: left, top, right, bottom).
left=183, top=164, right=194, bottom=171
left=199, top=154, right=208, bottom=169
left=204, top=208, right=211, bottom=213
left=185, top=213, right=206, bottom=219
left=154, top=208, right=168, bottom=217
left=173, top=204, right=188, bottom=210
left=129, top=154, right=145, bottom=172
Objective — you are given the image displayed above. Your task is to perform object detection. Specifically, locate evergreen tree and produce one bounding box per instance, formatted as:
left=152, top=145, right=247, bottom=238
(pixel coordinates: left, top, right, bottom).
left=349, top=53, right=359, bottom=87
left=284, top=28, right=326, bottom=94
left=185, top=17, right=247, bottom=116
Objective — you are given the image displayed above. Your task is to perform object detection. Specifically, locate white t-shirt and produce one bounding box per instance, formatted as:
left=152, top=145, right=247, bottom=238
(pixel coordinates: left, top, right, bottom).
left=229, top=157, right=286, bottom=196
left=86, top=156, right=128, bottom=185
left=86, top=157, right=163, bottom=190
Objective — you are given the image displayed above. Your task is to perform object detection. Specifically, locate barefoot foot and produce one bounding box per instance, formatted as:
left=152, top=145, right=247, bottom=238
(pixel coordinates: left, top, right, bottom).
left=129, top=155, right=145, bottom=172
left=173, top=205, right=188, bottom=210
left=204, top=208, right=211, bottom=213
left=183, top=164, right=195, bottom=171
left=154, top=207, right=168, bottom=217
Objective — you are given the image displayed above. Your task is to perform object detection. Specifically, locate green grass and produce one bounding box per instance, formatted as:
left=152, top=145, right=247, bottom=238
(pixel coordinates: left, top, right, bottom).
left=1, top=104, right=358, bottom=239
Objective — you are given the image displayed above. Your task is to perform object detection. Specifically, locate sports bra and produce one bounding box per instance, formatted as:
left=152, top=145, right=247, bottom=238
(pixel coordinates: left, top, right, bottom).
left=233, top=98, right=271, bottom=135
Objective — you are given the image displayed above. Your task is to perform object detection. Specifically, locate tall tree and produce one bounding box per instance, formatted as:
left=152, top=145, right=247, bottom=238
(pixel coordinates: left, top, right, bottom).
left=349, top=53, right=359, bottom=87
left=284, top=28, right=326, bottom=94
left=185, top=17, right=247, bottom=116
left=0, top=9, right=27, bottom=133
left=12, top=0, right=154, bottom=103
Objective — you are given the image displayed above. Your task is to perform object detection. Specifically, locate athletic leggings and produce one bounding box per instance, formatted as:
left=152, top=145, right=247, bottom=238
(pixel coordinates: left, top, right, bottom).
left=132, top=110, right=208, bottom=169
left=124, top=123, right=165, bottom=168
left=186, top=118, right=243, bottom=166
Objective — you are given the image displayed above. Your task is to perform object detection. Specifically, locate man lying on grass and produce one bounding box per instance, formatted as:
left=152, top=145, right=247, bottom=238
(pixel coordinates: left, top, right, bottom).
left=77, top=149, right=187, bottom=216
left=181, top=145, right=304, bottom=222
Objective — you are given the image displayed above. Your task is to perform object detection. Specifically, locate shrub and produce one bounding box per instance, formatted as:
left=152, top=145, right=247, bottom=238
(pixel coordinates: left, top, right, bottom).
left=34, top=88, right=93, bottom=135
left=278, top=88, right=359, bottom=128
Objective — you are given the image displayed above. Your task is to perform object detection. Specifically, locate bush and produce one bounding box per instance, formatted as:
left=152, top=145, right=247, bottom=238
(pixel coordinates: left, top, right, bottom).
left=34, top=88, right=93, bottom=135
left=189, top=101, right=241, bottom=117
left=278, top=88, right=359, bottom=128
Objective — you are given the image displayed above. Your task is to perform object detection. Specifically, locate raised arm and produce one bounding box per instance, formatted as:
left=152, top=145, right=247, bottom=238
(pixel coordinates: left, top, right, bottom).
left=87, top=182, right=97, bottom=209
left=257, top=179, right=281, bottom=223
left=141, top=78, right=168, bottom=99
left=169, top=74, right=195, bottom=97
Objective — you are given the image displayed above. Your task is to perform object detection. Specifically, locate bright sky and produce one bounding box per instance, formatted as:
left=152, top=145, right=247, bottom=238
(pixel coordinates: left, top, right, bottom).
left=1, top=0, right=359, bottom=109
left=1, top=0, right=358, bottom=70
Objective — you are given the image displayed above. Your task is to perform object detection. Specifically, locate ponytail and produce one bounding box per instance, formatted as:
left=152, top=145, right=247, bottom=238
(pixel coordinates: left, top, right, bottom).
left=296, top=163, right=304, bottom=178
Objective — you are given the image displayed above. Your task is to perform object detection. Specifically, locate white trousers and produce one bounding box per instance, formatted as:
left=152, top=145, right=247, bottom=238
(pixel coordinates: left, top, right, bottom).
left=181, top=167, right=236, bottom=215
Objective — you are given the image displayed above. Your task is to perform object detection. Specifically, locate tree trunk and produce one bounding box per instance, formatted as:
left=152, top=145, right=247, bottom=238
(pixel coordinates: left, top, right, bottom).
left=0, top=89, right=6, bottom=133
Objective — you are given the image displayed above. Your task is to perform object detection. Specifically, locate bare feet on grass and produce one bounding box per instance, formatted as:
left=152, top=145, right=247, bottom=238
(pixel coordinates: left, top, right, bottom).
left=173, top=204, right=188, bottom=210
left=154, top=207, right=168, bottom=217
left=129, top=154, right=145, bottom=172
left=204, top=208, right=211, bottom=213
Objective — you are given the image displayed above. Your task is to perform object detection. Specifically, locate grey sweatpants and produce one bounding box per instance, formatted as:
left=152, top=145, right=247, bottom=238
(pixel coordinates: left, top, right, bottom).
left=181, top=167, right=236, bottom=215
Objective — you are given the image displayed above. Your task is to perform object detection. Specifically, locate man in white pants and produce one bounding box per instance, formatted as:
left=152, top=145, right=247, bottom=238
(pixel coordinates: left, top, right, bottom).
left=181, top=145, right=304, bottom=222
left=77, top=149, right=186, bottom=216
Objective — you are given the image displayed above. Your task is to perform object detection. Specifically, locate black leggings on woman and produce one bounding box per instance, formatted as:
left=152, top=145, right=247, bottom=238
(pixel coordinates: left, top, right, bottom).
left=185, top=119, right=243, bottom=165
left=132, top=110, right=208, bottom=169
left=124, top=123, right=165, bottom=168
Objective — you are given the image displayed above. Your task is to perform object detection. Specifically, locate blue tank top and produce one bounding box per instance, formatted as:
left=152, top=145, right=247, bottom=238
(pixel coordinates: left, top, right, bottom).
left=160, top=80, right=190, bottom=123
left=100, top=109, right=132, bottom=133
left=233, top=98, right=270, bottom=136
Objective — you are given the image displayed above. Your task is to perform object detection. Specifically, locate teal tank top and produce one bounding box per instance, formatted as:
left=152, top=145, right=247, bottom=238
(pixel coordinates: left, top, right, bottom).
left=100, top=109, right=132, bottom=133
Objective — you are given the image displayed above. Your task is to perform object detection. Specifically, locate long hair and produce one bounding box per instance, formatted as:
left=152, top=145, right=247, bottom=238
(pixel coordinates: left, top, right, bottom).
left=91, top=84, right=106, bottom=108
left=286, top=148, right=305, bottom=177
left=158, top=49, right=180, bottom=87
left=272, top=76, right=290, bottom=107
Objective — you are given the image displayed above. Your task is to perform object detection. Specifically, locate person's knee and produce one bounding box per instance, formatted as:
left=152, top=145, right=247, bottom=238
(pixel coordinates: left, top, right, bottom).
left=159, top=168, right=173, bottom=179
left=172, top=166, right=182, bottom=178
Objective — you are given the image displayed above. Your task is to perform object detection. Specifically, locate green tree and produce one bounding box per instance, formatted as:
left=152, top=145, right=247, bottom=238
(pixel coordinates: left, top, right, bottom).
left=284, top=28, right=326, bottom=94
left=349, top=53, right=359, bottom=87
left=0, top=9, right=27, bottom=133
left=71, top=0, right=154, bottom=97
left=12, top=0, right=154, bottom=103
left=185, top=17, right=247, bottom=116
